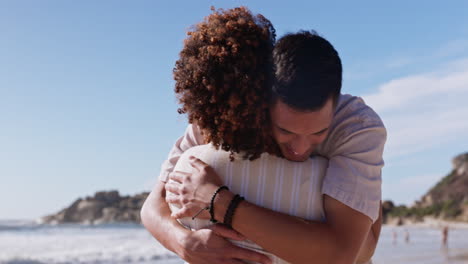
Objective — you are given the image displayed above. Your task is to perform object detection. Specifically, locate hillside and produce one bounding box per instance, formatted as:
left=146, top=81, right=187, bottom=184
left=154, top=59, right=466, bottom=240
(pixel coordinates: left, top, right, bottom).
left=384, top=152, right=468, bottom=224
left=40, top=191, right=149, bottom=224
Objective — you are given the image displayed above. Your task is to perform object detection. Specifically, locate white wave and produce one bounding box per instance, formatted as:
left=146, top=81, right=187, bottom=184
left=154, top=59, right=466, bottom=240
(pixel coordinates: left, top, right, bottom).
left=0, top=223, right=182, bottom=264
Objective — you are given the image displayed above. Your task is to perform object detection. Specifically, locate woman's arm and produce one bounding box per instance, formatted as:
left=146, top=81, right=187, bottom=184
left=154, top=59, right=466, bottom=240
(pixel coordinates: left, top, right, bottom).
left=141, top=181, right=273, bottom=264
left=141, top=181, right=191, bottom=256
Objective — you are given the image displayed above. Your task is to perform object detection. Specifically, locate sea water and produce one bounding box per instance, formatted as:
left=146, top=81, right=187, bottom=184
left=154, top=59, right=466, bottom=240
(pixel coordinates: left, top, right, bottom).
left=1, top=220, right=467, bottom=264
left=0, top=220, right=181, bottom=264
left=373, top=225, right=468, bottom=264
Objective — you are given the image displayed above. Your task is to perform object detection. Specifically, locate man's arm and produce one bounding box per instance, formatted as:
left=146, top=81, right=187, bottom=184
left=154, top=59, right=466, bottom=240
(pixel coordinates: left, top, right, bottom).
left=356, top=202, right=382, bottom=264
left=299, top=203, right=382, bottom=264
left=220, top=193, right=371, bottom=264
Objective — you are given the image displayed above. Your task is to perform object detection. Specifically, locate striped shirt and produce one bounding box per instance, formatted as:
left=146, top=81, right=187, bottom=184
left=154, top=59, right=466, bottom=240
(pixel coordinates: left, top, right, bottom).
left=167, top=144, right=328, bottom=264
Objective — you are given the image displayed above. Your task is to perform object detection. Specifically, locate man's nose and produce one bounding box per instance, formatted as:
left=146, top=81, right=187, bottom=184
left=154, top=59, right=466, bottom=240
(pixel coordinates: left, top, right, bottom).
left=289, top=137, right=309, bottom=155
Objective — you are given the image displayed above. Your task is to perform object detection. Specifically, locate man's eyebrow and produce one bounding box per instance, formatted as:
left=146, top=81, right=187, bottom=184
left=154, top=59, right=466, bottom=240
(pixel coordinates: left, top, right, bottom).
left=313, top=127, right=329, bottom=135
left=276, top=125, right=294, bottom=134
left=276, top=125, right=329, bottom=135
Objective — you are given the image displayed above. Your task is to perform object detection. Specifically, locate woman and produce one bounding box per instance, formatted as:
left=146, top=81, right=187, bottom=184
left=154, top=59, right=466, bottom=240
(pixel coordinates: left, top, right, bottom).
left=163, top=7, right=375, bottom=264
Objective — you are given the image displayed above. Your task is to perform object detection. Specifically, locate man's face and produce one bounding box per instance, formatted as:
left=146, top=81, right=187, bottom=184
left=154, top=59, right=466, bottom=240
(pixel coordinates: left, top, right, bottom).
left=269, top=98, right=334, bottom=162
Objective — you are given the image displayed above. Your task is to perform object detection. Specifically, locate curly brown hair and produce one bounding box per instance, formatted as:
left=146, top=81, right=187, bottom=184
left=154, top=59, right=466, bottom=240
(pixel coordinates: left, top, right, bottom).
left=174, top=6, right=280, bottom=160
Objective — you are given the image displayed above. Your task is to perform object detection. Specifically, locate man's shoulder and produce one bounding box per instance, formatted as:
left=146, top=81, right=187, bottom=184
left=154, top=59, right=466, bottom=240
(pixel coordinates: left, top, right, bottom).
left=334, top=93, right=384, bottom=129
left=317, top=94, right=386, bottom=156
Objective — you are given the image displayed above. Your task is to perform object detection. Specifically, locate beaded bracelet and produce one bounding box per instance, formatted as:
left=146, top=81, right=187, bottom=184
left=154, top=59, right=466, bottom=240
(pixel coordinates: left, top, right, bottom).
left=209, top=186, right=229, bottom=223
left=223, top=194, right=244, bottom=228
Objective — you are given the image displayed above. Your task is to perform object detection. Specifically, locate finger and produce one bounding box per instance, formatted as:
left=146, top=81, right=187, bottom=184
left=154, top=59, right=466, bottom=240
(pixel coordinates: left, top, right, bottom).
left=171, top=207, right=192, bottom=219
left=170, top=208, right=184, bottom=218
left=209, top=224, right=246, bottom=241
left=165, top=195, right=181, bottom=205
left=228, top=246, right=272, bottom=264
left=169, top=171, right=191, bottom=183
left=188, top=156, right=209, bottom=172
left=164, top=181, right=181, bottom=195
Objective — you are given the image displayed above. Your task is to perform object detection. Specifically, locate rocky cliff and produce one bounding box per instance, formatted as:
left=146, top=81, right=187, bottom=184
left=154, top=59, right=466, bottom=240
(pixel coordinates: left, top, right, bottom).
left=40, top=191, right=149, bottom=224
left=383, top=152, right=468, bottom=224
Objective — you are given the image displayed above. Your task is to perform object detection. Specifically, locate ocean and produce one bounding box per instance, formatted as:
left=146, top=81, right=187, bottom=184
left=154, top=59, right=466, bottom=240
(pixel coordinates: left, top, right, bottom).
left=1, top=220, right=467, bottom=264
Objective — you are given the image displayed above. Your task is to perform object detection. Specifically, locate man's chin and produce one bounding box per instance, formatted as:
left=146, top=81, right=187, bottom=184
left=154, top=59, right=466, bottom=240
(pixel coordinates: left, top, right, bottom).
left=283, top=154, right=309, bottom=162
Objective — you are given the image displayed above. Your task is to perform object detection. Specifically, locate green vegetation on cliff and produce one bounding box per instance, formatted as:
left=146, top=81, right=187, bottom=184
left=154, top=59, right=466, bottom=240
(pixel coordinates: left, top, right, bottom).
left=387, top=199, right=461, bottom=219
left=383, top=152, right=468, bottom=223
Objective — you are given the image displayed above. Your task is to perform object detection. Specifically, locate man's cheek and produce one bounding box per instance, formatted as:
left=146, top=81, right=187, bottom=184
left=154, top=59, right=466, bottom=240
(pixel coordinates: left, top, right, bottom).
left=317, top=133, right=329, bottom=144
left=271, top=131, right=284, bottom=144
left=309, top=134, right=327, bottom=145
left=275, top=136, right=289, bottom=145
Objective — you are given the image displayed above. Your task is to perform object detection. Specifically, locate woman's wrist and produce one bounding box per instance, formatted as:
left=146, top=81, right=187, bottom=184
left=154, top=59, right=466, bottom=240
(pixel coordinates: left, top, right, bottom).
left=198, top=184, right=220, bottom=208
left=172, top=221, right=193, bottom=257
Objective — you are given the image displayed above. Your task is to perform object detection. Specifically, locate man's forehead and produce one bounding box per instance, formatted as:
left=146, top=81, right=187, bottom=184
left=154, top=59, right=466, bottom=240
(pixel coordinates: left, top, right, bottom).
left=271, top=98, right=334, bottom=119
left=271, top=99, right=333, bottom=135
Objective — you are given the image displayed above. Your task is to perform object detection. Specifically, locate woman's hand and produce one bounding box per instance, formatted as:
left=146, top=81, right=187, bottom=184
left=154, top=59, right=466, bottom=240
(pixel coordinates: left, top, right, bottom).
left=165, top=156, right=224, bottom=219
left=178, top=225, right=272, bottom=264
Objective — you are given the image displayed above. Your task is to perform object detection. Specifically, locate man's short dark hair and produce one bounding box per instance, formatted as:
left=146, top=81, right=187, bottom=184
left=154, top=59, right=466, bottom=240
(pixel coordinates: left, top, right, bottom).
left=272, top=30, right=342, bottom=111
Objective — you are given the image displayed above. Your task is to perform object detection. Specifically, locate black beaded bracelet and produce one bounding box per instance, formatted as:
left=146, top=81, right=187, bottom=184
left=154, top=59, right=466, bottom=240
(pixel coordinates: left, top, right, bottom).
left=223, top=194, right=244, bottom=228
left=209, top=186, right=229, bottom=223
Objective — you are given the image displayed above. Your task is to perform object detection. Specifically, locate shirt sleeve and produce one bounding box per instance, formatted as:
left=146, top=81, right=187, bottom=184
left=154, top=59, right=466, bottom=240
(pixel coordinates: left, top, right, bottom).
left=321, top=106, right=387, bottom=223
left=158, top=124, right=205, bottom=182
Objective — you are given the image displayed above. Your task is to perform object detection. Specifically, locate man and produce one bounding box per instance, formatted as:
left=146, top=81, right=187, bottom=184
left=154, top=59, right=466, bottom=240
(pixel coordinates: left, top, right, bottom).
left=142, top=31, right=386, bottom=264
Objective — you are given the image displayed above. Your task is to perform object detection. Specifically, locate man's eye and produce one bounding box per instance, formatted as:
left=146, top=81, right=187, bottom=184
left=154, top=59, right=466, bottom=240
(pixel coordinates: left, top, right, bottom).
left=315, top=129, right=328, bottom=136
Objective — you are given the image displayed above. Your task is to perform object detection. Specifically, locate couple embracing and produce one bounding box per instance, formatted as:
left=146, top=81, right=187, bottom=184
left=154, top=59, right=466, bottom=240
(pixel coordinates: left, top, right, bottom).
left=142, top=6, right=385, bottom=264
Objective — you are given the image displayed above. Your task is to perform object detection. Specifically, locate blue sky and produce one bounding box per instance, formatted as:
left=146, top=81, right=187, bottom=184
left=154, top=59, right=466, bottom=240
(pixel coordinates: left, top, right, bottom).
left=1, top=0, right=468, bottom=220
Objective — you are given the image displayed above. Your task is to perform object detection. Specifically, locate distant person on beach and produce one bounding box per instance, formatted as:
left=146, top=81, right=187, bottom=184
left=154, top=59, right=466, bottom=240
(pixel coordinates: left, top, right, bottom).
left=442, top=226, right=449, bottom=248
left=392, top=229, right=398, bottom=245
left=404, top=229, right=410, bottom=244
left=141, top=6, right=386, bottom=264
